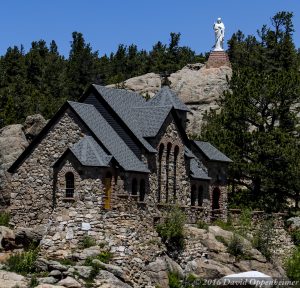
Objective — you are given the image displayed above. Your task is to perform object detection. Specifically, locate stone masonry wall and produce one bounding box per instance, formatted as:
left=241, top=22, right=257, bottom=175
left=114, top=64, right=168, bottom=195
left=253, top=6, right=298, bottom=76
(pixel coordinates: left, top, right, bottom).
left=9, top=109, right=88, bottom=227
left=148, top=115, right=190, bottom=207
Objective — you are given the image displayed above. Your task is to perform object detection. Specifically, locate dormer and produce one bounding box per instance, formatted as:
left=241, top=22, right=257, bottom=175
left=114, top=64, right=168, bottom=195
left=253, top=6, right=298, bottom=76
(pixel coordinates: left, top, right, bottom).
left=146, top=86, right=190, bottom=130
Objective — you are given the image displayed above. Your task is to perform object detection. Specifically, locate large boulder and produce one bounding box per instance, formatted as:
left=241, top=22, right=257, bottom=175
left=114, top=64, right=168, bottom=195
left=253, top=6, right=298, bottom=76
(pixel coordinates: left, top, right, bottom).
left=94, top=270, right=133, bottom=288
left=0, top=226, right=15, bottom=250
left=0, top=270, right=28, bottom=288
left=57, top=276, right=82, bottom=288
left=108, top=63, right=232, bottom=135
left=145, top=257, right=169, bottom=288
left=185, top=258, right=234, bottom=278
left=0, top=124, right=28, bottom=207
left=23, top=114, right=47, bottom=142
left=15, top=226, right=45, bottom=248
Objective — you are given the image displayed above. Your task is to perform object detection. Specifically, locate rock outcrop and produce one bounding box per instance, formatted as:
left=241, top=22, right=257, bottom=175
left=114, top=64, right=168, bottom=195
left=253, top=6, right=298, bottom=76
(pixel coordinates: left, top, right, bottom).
left=0, top=114, right=46, bottom=208
left=108, top=63, right=232, bottom=135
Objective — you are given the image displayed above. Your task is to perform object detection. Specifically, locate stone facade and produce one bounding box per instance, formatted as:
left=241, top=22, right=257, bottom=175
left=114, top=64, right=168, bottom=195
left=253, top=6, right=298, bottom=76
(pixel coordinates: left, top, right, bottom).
left=8, top=85, right=231, bottom=275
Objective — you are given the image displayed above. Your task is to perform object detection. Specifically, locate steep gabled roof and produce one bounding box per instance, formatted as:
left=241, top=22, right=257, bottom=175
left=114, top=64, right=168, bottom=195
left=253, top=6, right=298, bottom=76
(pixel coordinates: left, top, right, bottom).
left=68, top=101, right=150, bottom=173
left=132, top=106, right=172, bottom=138
left=91, top=85, right=156, bottom=153
left=70, top=136, right=112, bottom=167
left=184, top=146, right=211, bottom=180
left=190, top=158, right=211, bottom=180
left=146, top=86, right=190, bottom=112
left=193, top=141, right=232, bottom=163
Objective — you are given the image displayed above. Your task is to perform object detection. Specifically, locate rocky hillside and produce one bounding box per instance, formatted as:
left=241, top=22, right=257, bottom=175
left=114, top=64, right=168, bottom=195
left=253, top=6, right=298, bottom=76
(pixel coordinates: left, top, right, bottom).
left=108, top=63, right=232, bottom=135
left=0, top=223, right=288, bottom=288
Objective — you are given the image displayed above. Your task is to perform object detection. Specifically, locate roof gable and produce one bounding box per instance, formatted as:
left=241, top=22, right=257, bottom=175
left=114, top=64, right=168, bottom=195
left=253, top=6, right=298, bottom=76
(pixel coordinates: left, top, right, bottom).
left=87, top=85, right=156, bottom=153
left=132, top=106, right=172, bottom=138
left=193, top=141, right=232, bottom=163
left=147, top=86, right=190, bottom=112
left=68, top=101, right=150, bottom=173
left=70, top=136, right=112, bottom=167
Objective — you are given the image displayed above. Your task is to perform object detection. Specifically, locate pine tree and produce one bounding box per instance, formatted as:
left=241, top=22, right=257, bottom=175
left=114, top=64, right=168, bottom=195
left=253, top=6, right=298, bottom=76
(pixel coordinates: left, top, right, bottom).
left=201, top=11, right=300, bottom=211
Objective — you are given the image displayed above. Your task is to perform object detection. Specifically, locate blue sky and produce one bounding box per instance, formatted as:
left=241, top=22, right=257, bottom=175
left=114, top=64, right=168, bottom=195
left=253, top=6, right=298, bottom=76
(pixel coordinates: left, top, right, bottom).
left=0, top=0, right=299, bottom=57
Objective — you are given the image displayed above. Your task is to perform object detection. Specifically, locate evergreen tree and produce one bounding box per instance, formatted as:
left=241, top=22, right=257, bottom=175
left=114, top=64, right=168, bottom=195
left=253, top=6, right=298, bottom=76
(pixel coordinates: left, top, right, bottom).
left=66, top=32, right=100, bottom=100
left=201, top=11, right=300, bottom=211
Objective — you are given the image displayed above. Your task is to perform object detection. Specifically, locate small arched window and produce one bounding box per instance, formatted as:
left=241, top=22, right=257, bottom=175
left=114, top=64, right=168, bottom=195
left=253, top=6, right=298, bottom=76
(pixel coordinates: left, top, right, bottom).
left=191, top=184, right=197, bottom=206
left=166, top=143, right=172, bottom=203
left=158, top=143, right=164, bottom=203
left=173, top=145, right=179, bottom=200
left=65, top=172, right=74, bottom=198
left=140, top=179, right=146, bottom=202
left=132, top=178, right=138, bottom=195
left=198, top=186, right=203, bottom=206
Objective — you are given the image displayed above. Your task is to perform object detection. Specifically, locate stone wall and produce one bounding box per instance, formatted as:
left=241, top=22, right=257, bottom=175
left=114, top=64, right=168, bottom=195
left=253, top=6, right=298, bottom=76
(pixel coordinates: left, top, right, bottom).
left=148, top=114, right=191, bottom=207
left=9, top=109, right=88, bottom=227
left=228, top=209, right=294, bottom=265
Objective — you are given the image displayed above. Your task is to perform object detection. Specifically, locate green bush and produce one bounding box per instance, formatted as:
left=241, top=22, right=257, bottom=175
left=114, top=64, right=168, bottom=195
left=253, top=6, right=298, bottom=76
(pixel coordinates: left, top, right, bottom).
left=0, top=212, right=10, bottom=226
left=212, top=219, right=234, bottom=231
left=29, top=276, right=39, bottom=288
left=227, top=234, right=245, bottom=257
left=58, top=258, right=76, bottom=266
left=196, top=220, right=208, bottom=230
left=252, top=218, right=274, bottom=261
left=168, top=272, right=181, bottom=288
left=79, top=236, right=97, bottom=249
left=290, top=229, right=300, bottom=246
left=285, top=247, right=300, bottom=281
left=156, top=206, right=186, bottom=258
left=84, top=251, right=113, bottom=266
left=6, top=248, right=38, bottom=274
left=215, top=235, right=227, bottom=246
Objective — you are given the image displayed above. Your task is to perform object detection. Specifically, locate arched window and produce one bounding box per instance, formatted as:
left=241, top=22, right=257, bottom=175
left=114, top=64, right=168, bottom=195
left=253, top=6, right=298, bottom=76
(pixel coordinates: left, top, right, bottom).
left=103, top=172, right=112, bottom=209
left=173, top=145, right=179, bottom=200
left=140, top=179, right=146, bottom=202
left=65, top=172, right=74, bottom=198
left=132, top=178, right=138, bottom=195
left=166, top=143, right=172, bottom=203
left=158, top=143, right=164, bottom=202
left=212, top=187, right=220, bottom=210
left=198, top=186, right=203, bottom=206
left=191, top=184, right=196, bottom=206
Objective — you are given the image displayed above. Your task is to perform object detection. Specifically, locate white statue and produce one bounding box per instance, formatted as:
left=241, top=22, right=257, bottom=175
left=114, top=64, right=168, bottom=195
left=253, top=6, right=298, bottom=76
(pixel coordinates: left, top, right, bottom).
left=213, top=17, right=225, bottom=51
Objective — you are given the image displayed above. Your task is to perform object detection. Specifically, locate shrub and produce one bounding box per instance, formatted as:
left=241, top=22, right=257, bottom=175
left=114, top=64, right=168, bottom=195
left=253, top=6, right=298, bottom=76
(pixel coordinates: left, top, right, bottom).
left=29, top=276, right=39, bottom=288
left=285, top=247, right=300, bottom=281
left=168, top=272, right=181, bottom=288
left=196, top=220, right=208, bottom=230
left=58, top=258, right=76, bottom=266
left=0, top=212, right=10, bottom=226
left=290, top=229, right=300, bottom=246
left=84, top=251, right=113, bottom=266
left=156, top=206, right=186, bottom=258
left=227, top=234, right=245, bottom=257
left=6, top=248, right=38, bottom=274
left=237, top=209, right=252, bottom=237
left=252, top=218, right=274, bottom=261
left=215, top=235, right=227, bottom=246
left=212, top=219, right=234, bottom=231
left=79, top=236, right=97, bottom=249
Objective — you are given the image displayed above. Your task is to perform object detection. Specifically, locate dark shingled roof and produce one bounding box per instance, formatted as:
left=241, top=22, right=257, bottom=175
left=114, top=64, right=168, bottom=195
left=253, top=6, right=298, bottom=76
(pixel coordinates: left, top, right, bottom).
left=133, top=106, right=172, bottom=137
left=190, top=158, right=211, bottom=180
left=68, top=101, right=150, bottom=173
left=184, top=146, right=211, bottom=180
left=92, top=85, right=156, bottom=153
left=193, top=141, right=232, bottom=163
left=70, top=136, right=112, bottom=167
left=147, top=86, right=190, bottom=112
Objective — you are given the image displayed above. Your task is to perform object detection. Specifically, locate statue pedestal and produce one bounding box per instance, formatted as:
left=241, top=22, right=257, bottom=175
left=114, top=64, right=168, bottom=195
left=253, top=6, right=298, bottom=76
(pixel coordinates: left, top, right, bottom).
left=206, top=51, right=231, bottom=69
